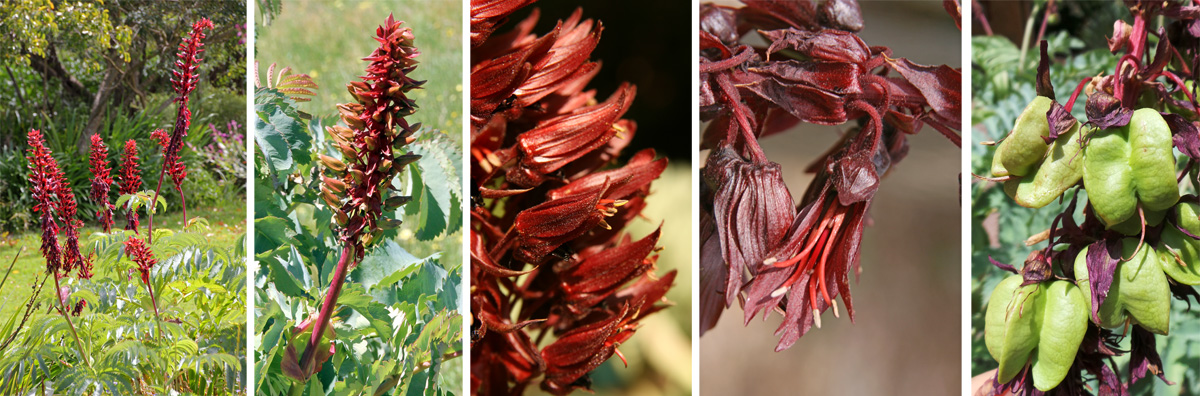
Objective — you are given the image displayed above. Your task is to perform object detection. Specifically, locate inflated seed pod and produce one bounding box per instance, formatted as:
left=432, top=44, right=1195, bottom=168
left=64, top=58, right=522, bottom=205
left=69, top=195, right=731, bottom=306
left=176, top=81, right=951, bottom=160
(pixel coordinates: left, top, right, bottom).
left=1156, top=202, right=1200, bottom=285
left=1127, top=109, right=1179, bottom=211
left=1003, top=123, right=1086, bottom=208
left=1074, top=246, right=1128, bottom=328
left=1075, top=240, right=1171, bottom=334
left=1108, top=207, right=1166, bottom=236
left=985, top=275, right=1044, bottom=384
left=1083, top=125, right=1136, bottom=226
left=1031, top=281, right=1087, bottom=391
left=993, top=96, right=1054, bottom=177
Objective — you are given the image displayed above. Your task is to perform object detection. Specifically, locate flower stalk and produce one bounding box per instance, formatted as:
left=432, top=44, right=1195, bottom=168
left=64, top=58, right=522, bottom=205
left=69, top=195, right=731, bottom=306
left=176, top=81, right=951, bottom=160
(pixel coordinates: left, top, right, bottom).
left=125, top=236, right=165, bottom=339
left=291, top=14, right=422, bottom=382
left=26, top=129, right=91, bottom=367
left=149, top=18, right=213, bottom=242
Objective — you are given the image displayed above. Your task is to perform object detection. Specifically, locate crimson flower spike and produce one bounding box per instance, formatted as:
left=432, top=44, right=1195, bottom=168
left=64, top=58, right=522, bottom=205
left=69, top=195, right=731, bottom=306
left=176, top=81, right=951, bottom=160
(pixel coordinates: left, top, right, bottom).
left=149, top=18, right=213, bottom=241
left=88, top=134, right=115, bottom=233
left=119, top=140, right=143, bottom=233
left=124, top=235, right=164, bottom=337
left=291, top=14, right=422, bottom=382
left=469, top=2, right=675, bottom=394
left=27, top=130, right=64, bottom=275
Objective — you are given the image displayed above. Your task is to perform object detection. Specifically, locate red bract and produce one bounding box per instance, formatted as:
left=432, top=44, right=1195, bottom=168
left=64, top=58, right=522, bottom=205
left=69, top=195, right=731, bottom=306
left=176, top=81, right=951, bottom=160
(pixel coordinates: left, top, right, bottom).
left=470, top=2, right=675, bottom=394
left=119, top=140, right=142, bottom=232
left=150, top=18, right=213, bottom=237
left=88, top=134, right=115, bottom=233
left=698, top=0, right=959, bottom=350
left=292, top=14, right=422, bottom=382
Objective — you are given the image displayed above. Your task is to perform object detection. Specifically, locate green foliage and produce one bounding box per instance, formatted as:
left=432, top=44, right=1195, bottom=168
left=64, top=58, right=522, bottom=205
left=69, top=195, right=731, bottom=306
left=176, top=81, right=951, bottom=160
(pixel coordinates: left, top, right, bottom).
left=0, top=228, right=246, bottom=395
left=0, top=0, right=133, bottom=68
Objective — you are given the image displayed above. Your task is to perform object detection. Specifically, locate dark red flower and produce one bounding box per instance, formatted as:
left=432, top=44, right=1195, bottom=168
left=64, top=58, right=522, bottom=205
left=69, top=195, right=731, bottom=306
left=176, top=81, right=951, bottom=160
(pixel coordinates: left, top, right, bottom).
left=697, top=0, right=958, bottom=350
left=470, top=2, right=675, bottom=394
left=119, top=139, right=142, bottom=232
left=124, top=235, right=156, bottom=287
left=88, top=134, right=115, bottom=233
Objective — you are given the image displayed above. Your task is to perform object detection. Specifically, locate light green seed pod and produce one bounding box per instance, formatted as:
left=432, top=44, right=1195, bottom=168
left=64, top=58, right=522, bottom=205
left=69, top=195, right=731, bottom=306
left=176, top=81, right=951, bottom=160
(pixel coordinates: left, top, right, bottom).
left=1083, top=125, right=1137, bottom=226
left=1127, top=109, right=1179, bottom=211
left=985, top=275, right=1044, bottom=383
left=1074, top=240, right=1171, bottom=334
left=1116, top=238, right=1171, bottom=334
left=1006, top=123, right=1085, bottom=208
left=1031, top=281, right=1088, bottom=391
left=1074, top=246, right=1128, bottom=328
left=1156, top=202, right=1200, bottom=285
left=996, top=96, right=1055, bottom=177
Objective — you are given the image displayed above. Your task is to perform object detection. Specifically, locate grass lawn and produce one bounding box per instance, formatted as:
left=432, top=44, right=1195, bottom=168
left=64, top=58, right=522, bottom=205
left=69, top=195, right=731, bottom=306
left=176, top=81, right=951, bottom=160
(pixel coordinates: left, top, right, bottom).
left=0, top=200, right=247, bottom=319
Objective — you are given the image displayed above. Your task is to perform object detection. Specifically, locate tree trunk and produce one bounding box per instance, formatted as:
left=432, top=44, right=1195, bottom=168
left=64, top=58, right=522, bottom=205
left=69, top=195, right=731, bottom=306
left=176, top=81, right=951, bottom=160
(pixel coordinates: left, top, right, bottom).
left=26, top=45, right=93, bottom=104
left=78, top=61, right=122, bottom=151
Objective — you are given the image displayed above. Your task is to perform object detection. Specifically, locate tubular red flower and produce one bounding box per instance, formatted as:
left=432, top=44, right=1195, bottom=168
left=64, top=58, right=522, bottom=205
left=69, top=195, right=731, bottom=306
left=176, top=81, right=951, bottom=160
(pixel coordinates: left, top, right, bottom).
left=88, top=134, right=115, bottom=233
left=119, top=140, right=142, bottom=232
left=470, top=3, right=674, bottom=394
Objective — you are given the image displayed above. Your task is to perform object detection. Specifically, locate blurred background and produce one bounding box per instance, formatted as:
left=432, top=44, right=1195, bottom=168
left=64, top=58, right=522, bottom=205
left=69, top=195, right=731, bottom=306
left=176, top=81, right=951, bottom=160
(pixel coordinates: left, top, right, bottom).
left=491, top=2, right=693, bottom=395
left=700, top=1, right=962, bottom=395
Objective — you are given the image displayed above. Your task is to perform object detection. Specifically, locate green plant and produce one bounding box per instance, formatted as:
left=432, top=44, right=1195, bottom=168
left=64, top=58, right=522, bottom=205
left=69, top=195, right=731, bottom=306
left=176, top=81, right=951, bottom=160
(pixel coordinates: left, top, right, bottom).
left=254, top=12, right=462, bottom=396
left=0, top=131, right=245, bottom=394
left=972, top=1, right=1200, bottom=394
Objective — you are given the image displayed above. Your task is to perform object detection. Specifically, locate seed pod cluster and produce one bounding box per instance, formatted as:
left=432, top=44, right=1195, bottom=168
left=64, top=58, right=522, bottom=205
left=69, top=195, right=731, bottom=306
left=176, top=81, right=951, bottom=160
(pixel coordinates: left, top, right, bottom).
left=992, top=96, right=1086, bottom=209
left=320, top=14, right=422, bottom=262
left=984, top=275, right=1088, bottom=391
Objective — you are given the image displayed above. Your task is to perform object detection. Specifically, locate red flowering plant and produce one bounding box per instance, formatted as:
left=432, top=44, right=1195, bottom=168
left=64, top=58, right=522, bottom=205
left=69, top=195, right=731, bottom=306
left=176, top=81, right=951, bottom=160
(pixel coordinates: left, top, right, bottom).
left=470, top=1, right=678, bottom=394
left=970, top=1, right=1200, bottom=394
left=148, top=18, right=213, bottom=239
left=254, top=9, right=462, bottom=395
left=1, top=13, right=246, bottom=395
left=698, top=0, right=962, bottom=351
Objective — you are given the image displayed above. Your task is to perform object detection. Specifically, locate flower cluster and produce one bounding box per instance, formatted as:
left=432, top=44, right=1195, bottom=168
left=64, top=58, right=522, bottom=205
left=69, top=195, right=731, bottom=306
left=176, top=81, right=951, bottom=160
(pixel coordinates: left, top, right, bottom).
left=469, top=2, right=675, bottom=394
left=320, top=14, right=422, bottom=262
left=123, top=236, right=156, bottom=288
left=698, top=0, right=961, bottom=350
left=152, top=17, right=213, bottom=231
left=26, top=130, right=91, bottom=279
left=88, top=134, right=115, bottom=232
left=290, top=14, right=422, bottom=382
left=119, top=140, right=142, bottom=232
